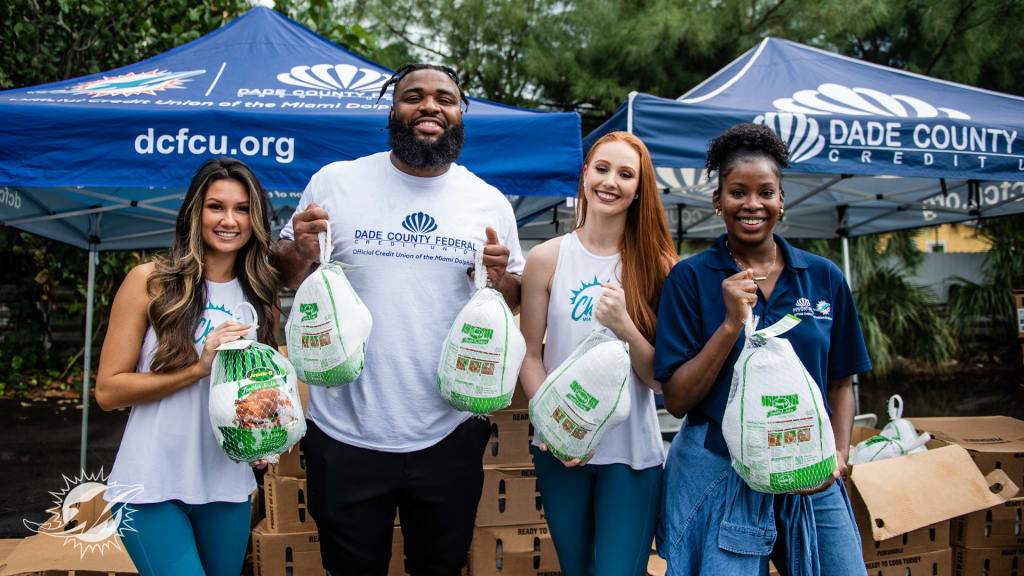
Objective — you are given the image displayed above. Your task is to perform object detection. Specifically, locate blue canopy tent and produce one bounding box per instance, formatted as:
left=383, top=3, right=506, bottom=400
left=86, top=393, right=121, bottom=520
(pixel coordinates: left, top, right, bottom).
left=0, top=6, right=581, bottom=471
left=551, top=37, right=1024, bottom=413
left=524, top=38, right=1024, bottom=250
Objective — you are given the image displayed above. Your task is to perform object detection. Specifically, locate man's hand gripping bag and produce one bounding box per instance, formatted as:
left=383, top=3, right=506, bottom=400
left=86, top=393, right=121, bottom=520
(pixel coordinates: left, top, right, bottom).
left=437, top=251, right=526, bottom=414
left=722, top=312, right=837, bottom=493
left=210, top=303, right=306, bottom=464
left=286, top=222, right=372, bottom=388
left=528, top=325, right=632, bottom=462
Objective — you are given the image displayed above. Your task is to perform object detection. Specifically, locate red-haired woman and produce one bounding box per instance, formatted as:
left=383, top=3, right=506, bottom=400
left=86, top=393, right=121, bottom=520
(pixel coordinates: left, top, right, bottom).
left=520, top=131, right=677, bottom=575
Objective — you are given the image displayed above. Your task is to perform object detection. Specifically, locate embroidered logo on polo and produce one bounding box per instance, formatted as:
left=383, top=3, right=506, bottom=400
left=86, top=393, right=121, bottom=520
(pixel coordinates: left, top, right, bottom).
left=568, top=276, right=611, bottom=322
left=351, top=211, right=477, bottom=267
left=792, top=297, right=832, bottom=320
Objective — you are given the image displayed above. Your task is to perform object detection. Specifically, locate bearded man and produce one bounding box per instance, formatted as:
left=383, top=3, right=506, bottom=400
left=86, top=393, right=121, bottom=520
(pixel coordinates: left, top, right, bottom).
left=275, top=63, right=524, bottom=576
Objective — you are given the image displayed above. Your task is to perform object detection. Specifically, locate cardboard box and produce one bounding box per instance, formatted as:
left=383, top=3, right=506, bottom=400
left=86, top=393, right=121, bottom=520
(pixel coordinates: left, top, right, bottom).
left=953, top=545, right=1024, bottom=576
left=389, top=526, right=406, bottom=576
left=470, top=524, right=560, bottom=576
left=863, top=547, right=951, bottom=576
left=251, top=486, right=265, bottom=529
left=251, top=519, right=325, bottom=576
left=0, top=493, right=137, bottom=575
left=910, top=416, right=1024, bottom=498
left=951, top=497, right=1024, bottom=548
left=484, top=410, right=534, bottom=467
left=270, top=445, right=306, bottom=478
left=477, top=466, right=545, bottom=527
left=264, top=474, right=316, bottom=533
left=847, top=427, right=1017, bottom=548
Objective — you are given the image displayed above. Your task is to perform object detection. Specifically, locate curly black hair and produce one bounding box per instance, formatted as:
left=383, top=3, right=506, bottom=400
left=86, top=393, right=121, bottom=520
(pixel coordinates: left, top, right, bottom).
left=705, top=123, right=790, bottom=184
left=376, top=63, right=469, bottom=110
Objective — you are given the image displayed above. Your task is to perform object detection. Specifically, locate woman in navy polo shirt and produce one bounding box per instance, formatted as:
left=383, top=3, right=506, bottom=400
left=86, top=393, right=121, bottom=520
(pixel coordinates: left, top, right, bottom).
left=654, top=123, right=872, bottom=576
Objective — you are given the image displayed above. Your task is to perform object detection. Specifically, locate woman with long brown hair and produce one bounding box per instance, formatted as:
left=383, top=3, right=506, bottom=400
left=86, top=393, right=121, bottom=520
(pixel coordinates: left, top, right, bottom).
left=95, top=157, right=280, bottom=575
left=520, top=131, right=677, bottom=575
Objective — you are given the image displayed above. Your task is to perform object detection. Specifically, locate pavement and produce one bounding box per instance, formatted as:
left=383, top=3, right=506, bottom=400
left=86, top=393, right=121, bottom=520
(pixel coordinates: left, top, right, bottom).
left=0, top=397, right=128, bottom=538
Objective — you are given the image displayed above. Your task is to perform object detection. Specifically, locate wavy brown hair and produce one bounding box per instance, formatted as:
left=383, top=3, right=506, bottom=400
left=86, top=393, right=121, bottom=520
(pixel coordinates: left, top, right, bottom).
left=146, top=158, right=279, bottom=373
left=574, top=131, right=677, bottom=343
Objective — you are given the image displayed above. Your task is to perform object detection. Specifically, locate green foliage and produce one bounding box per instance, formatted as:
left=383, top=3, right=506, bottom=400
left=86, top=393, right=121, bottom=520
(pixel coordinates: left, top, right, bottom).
left=273, top=0, right=378, bottom=55
left=0, top=228, right=147, bottom=390
left=791, top=230, right=953, bottom=376
left=946, top=215, right=1024, bottom=357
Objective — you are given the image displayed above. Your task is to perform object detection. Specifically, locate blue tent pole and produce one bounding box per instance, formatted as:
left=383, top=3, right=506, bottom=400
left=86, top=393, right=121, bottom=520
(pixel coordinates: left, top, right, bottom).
left=80, top=247, right=96, bottom=474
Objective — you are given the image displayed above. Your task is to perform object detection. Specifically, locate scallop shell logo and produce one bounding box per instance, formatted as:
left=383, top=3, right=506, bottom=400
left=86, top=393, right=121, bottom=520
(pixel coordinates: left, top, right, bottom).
left=754, top=112, right=825, bottom=163
left=402, top=212, right=438, bottom=234
left=276, top=64, right=388, bottom=93
left=772, top=83, right=970, bottom=120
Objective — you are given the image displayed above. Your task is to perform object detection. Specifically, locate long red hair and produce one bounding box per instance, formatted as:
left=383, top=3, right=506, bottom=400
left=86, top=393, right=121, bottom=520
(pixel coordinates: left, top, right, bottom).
left=574, top=131, right=677, bottom=343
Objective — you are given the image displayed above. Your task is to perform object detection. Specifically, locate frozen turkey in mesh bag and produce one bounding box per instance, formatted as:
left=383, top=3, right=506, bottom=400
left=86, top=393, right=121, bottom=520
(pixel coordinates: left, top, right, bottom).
left=528, top=325, right=631, bottom=462
left=286, top=222, right=372, bottom=388
left=723, top=312, right=837, bottom=493
left=849, top=394, right=931, bottom=465
left=437, top=250, right=525, bottom=414
left=210, top=303, right=305, bottom=464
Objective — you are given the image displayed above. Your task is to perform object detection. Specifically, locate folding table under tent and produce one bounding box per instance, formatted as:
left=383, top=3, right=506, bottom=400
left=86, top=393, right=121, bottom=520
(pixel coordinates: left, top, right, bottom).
left=523, top=37, right=1024, bottom=255
left=0, top=6, right=582, bottom=473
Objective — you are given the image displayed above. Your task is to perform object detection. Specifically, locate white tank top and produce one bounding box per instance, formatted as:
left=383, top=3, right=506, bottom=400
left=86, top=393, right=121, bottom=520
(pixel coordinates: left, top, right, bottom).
left=107, top=278, right=257, bottom=504
left=532, top=232, right=664, bottom=469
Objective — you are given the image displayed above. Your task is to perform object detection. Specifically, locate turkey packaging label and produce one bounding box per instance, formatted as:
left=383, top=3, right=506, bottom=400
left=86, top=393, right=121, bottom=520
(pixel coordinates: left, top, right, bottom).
left=723, top=313, right=837, bottom=493
left=211, top=303, right=305, bottom=464
left=528, top=327, right=631, bottom=461
left=437, top=250, right=526, bottom=414
left=286, top=223, right=373, bottom=387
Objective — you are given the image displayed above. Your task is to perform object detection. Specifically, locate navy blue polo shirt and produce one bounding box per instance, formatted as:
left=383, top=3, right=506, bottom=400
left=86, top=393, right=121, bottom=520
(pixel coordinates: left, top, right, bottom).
left=654, top=234, right=872, bottom=456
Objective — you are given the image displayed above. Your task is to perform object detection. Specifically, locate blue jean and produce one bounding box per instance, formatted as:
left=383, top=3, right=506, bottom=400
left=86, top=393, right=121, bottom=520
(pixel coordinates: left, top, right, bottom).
left=533, top=447, right=662, bottom=576
left=119, top=499, right=251, bottom=576
left=657, top=422, right=864, bottom=576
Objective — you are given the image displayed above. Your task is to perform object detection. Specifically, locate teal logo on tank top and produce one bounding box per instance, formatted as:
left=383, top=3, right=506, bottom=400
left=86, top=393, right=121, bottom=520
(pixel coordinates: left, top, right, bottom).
left=568, top=276, right=611, bottom=322
left=195, top=301, right=233, bottom=345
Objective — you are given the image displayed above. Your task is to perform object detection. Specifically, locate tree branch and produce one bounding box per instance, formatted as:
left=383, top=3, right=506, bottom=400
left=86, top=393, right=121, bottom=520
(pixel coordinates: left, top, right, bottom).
left=742, top=0, right=787, bottom=36
left=381, top=19, right=450, bottom=59
left=925, top=0, right=975, bottom=76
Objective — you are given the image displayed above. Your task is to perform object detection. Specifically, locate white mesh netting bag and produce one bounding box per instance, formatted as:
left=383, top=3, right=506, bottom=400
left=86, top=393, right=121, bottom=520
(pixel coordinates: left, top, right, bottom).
left=437, top=251, right=526, bottom=414
left=528, top=325, right=632, bottom=461
left=286, top=222, right=372, bottom=389
left=210, top=303, right=306, bottom=464
left=722, top=312, right=837, bottom=493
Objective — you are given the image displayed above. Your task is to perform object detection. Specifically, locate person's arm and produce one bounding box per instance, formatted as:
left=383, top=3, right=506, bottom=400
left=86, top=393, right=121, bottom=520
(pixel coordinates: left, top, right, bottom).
left=95, top=264, right=252, bottom=411
left=518, top=239, right=558, bottom=400
left=593, top=283, right=660, bottom=393
left=274, top=203, right=330, bottom=290
left=661, top=268, right=757, bottom=418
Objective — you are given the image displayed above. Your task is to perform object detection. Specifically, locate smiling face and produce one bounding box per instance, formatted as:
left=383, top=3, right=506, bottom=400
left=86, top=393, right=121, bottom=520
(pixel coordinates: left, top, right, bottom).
left=388, top=69, right=465, bottom=170
left=714, top=156, right=784, bottom=247
left=582, top=140, right=641, bottom=218
left=201, top=179, right=252, bottom=256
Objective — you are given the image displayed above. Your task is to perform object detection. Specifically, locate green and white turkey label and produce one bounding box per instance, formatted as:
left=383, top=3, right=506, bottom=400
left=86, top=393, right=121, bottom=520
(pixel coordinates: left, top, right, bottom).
left=460, top=323, right=494, bottom=345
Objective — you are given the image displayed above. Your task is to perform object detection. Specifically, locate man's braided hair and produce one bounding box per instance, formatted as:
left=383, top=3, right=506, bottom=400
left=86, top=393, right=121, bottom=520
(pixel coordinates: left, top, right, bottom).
left=377, top=63, right=469, bottom=110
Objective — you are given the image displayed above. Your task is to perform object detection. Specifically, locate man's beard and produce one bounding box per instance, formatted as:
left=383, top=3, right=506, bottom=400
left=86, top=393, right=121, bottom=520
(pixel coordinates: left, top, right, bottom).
left=388, top=114, right=465, bottom=169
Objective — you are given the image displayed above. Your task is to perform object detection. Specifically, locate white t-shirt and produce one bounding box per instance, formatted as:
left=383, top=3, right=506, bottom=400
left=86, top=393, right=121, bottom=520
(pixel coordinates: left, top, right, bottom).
left=107, top=278, right=257, bottom=504
left=531, top=232, right=664, bottom=469
left=281, top=152, right=525, bottom=452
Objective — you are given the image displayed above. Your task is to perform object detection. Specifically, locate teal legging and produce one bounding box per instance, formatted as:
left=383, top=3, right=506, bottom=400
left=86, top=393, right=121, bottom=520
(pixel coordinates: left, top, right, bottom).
left=533, top=447, right=662, bottom=576
left=118, top=499, right=251, bottom=576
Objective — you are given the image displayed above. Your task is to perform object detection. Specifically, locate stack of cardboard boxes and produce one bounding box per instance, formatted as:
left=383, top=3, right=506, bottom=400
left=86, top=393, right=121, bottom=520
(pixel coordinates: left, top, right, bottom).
left=470, top=388, right=561, bottom=576
left=912, top=416, right=1024, bottom=576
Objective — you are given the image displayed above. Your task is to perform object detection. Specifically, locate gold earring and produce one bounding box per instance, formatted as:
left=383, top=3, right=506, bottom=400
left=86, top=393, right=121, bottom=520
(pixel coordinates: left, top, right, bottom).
left=714, top=207, right=722, bottom=216
left=780, top=207, right=785, bottom=217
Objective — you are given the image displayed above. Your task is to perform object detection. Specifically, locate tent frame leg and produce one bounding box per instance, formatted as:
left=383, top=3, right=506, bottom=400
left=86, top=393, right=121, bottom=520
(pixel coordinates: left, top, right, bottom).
left=80, top=248, right=96, bottom=474
left=841, top=235, right=861, bottom=415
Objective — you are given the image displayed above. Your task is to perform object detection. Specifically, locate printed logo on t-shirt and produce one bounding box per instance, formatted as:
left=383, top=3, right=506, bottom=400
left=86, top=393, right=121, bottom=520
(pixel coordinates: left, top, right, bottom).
left=814, top=300, right=832, bottom=319
left=351, top=211, right=477, bottom=267
left=568, top=276, right=611, bottom=322
left=195, top=301, right=233, bottom=344
left=792, top=296, right=831, bottom=320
